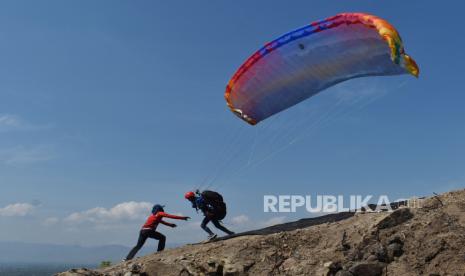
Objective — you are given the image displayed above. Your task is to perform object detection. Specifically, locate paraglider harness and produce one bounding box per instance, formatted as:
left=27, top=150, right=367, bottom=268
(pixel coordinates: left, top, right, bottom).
left=195, top=190, right=227, bottom=221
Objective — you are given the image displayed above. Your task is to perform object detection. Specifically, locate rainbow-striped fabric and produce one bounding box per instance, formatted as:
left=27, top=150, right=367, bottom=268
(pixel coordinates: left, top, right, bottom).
left=225, top=13, right=419, bottom=125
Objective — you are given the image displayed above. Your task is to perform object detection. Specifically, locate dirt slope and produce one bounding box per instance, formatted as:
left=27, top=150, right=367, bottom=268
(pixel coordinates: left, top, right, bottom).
left=57, top=189, right=465, bottom=276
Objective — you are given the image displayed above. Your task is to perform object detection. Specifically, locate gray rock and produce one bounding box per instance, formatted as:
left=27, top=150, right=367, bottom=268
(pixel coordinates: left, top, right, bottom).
left=223, top=263, right=242, bottom=276
left=372, top=244, right=388, bottom=262
left=56, top=268, right=102, bottom=276
left=321, top=261, right=342, bottom=275
left=205, top=259, right=223, bottom=275
left=387, top=242, right=404, bottom=259
left=349, top=262, right=384, bottom=276
left=388, top=236, right=404, bottom=245
left=129, top=263, right=142, bottom=273
left=335, top=270, right=353, bottom=276
left=376, top=208, right=413, bottom=229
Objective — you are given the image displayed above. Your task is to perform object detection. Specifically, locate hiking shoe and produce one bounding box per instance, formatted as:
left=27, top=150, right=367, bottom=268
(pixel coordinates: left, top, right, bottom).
left=207, top=234, right=217, bottom=241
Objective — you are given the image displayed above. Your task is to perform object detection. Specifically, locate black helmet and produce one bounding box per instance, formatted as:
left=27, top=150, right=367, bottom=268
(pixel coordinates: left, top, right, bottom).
left=152, top=204, right=165, bottom=214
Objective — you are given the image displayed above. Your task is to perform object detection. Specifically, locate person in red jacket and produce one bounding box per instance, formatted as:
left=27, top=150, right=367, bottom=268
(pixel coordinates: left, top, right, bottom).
left=125, top=204, right=189, bottom=260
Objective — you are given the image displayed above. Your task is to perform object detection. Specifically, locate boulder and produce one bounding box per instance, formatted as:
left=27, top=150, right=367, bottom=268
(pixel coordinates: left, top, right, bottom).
left=349, top=262, right=384, bottom=276
left=376, top=209, right=413, bottom=229
left=387, top=242, right=404, bottom=260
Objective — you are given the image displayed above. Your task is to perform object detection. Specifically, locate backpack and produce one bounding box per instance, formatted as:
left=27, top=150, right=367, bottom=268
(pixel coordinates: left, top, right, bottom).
left=201, top=190, right=227, bottom=220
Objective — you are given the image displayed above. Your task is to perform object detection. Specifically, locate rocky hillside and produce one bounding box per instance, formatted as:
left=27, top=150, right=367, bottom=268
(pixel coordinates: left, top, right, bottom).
left=58, top=189, right=465, bottom=276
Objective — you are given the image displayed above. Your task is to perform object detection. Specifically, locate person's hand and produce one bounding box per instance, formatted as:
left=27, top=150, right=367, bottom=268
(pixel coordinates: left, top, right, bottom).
left=184, top=216, right=191, bottom=221
left=171, top=224, right=177, bottom=228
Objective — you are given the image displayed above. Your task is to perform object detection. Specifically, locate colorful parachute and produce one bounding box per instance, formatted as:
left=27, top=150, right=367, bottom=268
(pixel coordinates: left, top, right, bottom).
left=225, top=13, right=419, bottom=125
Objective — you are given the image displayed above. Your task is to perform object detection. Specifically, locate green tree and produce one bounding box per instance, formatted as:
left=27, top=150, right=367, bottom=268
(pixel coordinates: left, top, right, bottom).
left=99, top=261, right=112, bottom=268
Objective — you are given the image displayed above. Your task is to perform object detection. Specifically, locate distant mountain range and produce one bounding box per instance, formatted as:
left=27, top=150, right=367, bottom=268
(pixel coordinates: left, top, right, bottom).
left=0, top=241, right=179, bottom=265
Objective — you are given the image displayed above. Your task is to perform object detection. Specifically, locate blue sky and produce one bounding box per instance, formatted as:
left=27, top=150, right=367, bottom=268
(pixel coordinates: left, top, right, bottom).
left=0, top=1, right=464, bottom=247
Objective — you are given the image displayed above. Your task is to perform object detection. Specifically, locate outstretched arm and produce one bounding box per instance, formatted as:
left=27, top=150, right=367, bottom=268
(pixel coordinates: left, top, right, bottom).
left=160, top=212, right=190, bottom=220
left=160, top=220, right=176, bottom=227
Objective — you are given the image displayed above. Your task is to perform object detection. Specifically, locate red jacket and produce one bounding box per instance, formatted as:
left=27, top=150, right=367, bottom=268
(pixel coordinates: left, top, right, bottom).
left=142, top=211, right=186, bottom=230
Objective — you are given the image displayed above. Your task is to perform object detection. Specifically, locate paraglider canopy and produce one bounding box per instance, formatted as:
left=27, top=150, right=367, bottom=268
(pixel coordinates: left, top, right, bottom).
left=225, top=13, right=419, bottom=125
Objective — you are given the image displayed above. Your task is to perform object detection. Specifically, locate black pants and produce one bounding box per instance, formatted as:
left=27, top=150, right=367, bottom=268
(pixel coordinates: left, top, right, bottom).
left=126, top=229, right=166, bottom=260
left=201, top=216, right=234, bottom=235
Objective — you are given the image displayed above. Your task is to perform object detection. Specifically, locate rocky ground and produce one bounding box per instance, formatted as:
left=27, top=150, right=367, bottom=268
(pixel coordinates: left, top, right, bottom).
left=57, top=189, right=465, bottom=276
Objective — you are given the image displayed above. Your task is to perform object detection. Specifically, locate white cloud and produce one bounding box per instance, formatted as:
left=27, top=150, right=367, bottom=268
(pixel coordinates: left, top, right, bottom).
left=0, top=203, right=36, bottom=217
left=231, top=214, right=249, bottom=225
left=0, top=145, right=56, bottom=165
left=0, top=114, right=50, bottom=132
left=0, top=114, right=23, bottom=131
left=64, top=201, right=152, bottom=224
